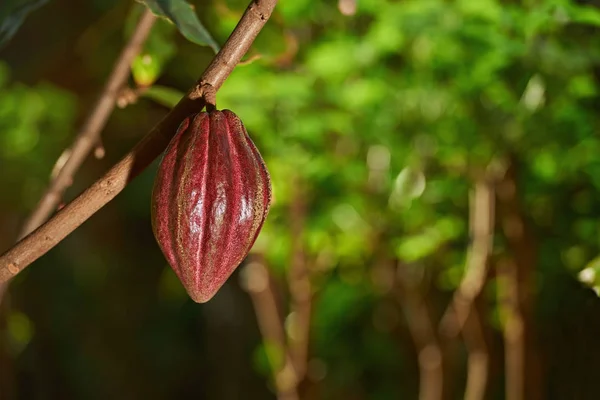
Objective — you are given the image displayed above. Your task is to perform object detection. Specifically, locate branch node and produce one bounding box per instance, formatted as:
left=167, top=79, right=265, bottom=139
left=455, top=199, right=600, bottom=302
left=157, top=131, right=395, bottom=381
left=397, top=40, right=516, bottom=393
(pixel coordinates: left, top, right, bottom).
left=7, top=263, right=19, bottom=275
left=190, top=81, right=217, bottom=112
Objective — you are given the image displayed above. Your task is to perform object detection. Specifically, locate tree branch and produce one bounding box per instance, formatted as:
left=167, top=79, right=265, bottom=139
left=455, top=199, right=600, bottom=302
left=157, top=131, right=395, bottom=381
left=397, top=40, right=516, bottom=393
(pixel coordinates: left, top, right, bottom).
left=395, top=261, right=444, bottom=400
left=496, top=159, right=541, bottom=400
left=18, top=8, right=157, bottom=240
left=439, top=178, right=495, bottom=336
left=439, top=176, right=495, bottom=400
left=0, top=0, right=278, bottom=284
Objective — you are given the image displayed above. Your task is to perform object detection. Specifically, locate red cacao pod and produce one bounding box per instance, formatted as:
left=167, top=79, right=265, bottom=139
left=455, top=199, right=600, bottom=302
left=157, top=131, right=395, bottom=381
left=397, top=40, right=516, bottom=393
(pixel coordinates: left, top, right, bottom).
left=151, top=110, right=271, bottom=303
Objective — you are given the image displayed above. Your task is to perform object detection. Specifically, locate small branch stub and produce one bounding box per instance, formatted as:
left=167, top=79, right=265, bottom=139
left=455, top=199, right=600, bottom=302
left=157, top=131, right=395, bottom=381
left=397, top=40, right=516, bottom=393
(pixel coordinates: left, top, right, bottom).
left=202, top=82, right=217, bottom=112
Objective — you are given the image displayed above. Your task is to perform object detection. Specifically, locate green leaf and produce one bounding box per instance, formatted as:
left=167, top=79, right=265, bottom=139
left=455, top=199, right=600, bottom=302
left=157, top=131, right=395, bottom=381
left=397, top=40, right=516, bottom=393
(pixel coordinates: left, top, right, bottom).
left=141, top=85, right=184, bottom=108
left=567, top=4, right=600, bottom=27
left=0, top=0, right=48, bottom=48
left=396, top=231, right=442, bottom=262
left=389, top=166, right=426, bottom=210
left=131, top=54, right=163, bottom=87
left=252, top=340, right=285, bottom=378
left=6, top=311, right=33, bottom=356
left=127, top=11, right=177, bottom=86
left=137, top=0, right=219, bottom=53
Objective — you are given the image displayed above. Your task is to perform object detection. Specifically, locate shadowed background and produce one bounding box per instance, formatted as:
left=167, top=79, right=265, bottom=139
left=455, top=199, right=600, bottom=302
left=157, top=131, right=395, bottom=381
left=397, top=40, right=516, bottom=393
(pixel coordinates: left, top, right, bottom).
left=2, top=0, right=600, bottom=399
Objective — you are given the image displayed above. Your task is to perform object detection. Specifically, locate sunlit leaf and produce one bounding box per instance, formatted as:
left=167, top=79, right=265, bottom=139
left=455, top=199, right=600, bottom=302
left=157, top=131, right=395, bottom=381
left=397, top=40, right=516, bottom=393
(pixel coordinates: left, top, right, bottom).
left=520, top=74, right=546, bottom=112
left=131, top=54, right=163, bottom=87
left=389, top=166, right=426, bottom=210
left=567, top=4, right=600, bottom=27
left=127, top=13, right=177, bottom=86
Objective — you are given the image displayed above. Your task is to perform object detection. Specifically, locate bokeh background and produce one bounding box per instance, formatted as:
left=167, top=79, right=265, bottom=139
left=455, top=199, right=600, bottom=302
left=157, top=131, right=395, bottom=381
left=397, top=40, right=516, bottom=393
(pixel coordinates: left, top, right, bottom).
left=3, top=0, right=600, bottom=399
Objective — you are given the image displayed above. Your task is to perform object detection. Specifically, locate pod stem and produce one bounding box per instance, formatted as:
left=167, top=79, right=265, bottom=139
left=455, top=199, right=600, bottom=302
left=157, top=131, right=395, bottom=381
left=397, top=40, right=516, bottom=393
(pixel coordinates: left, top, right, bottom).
left=195, top=81, right=217, bottom=112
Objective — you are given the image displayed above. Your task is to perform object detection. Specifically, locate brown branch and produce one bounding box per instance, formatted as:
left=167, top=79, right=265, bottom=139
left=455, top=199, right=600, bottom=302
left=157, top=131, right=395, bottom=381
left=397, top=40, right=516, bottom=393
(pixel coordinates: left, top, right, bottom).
left=0, top=0, right=278, bottom=284
left=18, top=8, right=157, bottom=240
left=242, top=256, right=299, bottom=400
left=439, top=177, right=495, bottom=400
left=395, top=262, right=444, bottom=400
left=286, top=177, right=311, bottom=385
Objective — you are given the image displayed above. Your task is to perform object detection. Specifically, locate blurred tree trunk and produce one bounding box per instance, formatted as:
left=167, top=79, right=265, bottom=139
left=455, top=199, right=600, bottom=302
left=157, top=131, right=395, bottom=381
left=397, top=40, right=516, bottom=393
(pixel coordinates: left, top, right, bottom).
left=287, top=177, right=312, bottom=397
left=396, top=262, right=445, bottom=400
left=440, top=176, right=496, bottom=400
left=496, top=160, right=542, bottom=400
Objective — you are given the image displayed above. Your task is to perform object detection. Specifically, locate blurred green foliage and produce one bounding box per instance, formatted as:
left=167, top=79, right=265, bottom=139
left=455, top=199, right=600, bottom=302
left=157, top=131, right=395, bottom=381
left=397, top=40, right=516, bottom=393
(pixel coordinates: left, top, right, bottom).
left=3, top=0, right=600, bottom=399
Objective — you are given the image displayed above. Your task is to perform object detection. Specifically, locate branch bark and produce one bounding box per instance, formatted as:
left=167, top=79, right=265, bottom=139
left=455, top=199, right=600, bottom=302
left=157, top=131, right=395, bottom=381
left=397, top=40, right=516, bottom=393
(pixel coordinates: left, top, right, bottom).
left=439, top=177, right=495, bottom=400
left=0, top=0, right=278, bottom=284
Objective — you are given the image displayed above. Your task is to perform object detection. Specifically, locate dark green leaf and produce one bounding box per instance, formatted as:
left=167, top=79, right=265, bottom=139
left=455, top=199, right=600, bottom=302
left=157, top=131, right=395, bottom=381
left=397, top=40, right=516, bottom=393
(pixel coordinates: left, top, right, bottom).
left=137, top=0, right=219, bottom=53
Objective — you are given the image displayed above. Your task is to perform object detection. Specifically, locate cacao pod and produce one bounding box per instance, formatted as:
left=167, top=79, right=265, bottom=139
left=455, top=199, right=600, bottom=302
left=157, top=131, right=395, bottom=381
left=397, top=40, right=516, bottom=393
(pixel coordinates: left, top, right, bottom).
left=151, top=109, right=272, bottom=303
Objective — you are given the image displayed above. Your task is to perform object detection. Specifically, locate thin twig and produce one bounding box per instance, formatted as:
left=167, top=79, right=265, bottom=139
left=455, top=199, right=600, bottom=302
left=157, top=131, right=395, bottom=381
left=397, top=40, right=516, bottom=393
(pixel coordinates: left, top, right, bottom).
left=0, top=0, right=278, bottom=283
left=439, top=179, right=495, bottom=335
left=242, top=256, right=299, bottom=400
left=439, top=177, right=495, bottom=400
left=18, top=8, right=157, bottom=240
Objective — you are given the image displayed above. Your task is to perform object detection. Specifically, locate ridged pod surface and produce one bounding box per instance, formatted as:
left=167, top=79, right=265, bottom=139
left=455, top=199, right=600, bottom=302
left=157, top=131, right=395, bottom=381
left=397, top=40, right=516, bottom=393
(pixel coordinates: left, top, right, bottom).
left=151, top=110, right=271, bottom=303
